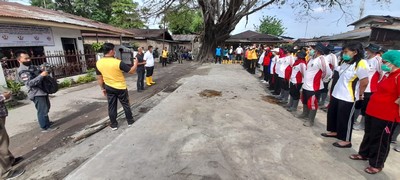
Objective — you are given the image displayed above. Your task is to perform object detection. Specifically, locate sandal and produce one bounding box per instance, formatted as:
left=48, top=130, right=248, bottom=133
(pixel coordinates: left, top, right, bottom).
left=364, top=167, right=382, bottom=174
left=349, top=154, right=368, bottom=160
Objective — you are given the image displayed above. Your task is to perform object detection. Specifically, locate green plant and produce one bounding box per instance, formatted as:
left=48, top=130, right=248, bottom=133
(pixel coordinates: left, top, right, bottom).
left=59, top=78, right=73, bottom=89
left=91, top=42, right=104, bottom=53
left=76, top=70, right=97, bottom=84
left=5, top=80, right=27, bottom=100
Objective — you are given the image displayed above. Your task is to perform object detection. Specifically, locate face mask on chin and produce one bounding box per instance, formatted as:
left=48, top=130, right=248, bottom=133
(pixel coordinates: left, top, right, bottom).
left=22, top=61, right=32, bottom=66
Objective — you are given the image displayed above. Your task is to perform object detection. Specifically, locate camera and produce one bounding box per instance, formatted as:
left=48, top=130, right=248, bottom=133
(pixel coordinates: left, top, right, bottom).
left=40, top=62, right=54, bottom=73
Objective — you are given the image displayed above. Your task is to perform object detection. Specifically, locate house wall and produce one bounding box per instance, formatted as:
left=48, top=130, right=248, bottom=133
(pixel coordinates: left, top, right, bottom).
left=44, top=27, right=84, bottom=53
left=83, top=36, right=123, bottom=45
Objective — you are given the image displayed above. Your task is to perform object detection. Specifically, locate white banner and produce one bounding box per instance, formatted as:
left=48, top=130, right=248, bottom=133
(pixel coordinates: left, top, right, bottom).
left=0, top=24, right=55, bottom=47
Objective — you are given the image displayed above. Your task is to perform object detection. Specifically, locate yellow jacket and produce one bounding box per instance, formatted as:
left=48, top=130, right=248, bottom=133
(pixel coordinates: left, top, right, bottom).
left=247, top=49, right=258, bottom=60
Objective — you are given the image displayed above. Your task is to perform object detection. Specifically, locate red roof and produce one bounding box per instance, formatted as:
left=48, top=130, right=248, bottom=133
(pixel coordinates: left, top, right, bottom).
left=0, top=1, right=133, bottom=35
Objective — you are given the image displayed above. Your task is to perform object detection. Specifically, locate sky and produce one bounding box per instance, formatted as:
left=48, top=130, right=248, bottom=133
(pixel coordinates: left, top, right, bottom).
left=8, top=0, right=400, bottom=39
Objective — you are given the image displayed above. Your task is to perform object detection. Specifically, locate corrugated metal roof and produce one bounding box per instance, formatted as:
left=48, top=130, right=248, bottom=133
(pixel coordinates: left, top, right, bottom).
left=319, top=28, right=371, bottom=41
left=0, top=1, right=132, bottom=35
left=373, top=25, right=400, bottom=32
left=172, top=34, right=197, bottom=42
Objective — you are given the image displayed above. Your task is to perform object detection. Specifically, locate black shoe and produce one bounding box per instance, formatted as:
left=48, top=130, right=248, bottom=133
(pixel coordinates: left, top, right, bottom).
left=12, top=157, right=24, bottom=166
left=333, top=142, right=352, bottom=148
left=137, top=89, right=142, bottom=93
left=5, top=168, right=25, bottom=180
left=321, top=133, right=337, bottom=138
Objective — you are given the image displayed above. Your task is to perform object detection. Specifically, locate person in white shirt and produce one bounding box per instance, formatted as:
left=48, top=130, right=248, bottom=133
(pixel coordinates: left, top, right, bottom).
left=235, top=45, right=243, bottom=64
left=278, top=48, right=295, bottom=104
left=297, top=43, right=332, bottom=127
left=286, top=50, right=307, bottom=112
left=268, top=48, right=280, bottom=91
left=144, top=46, right=156, bottom=86
left=273, top=50, right=285, bottom=96
left=319, top=44, right=338, bottom=109
left=353, top=44, right=383, bottom=131
left=229, top=46, right=234, bottom=63
left=321, top=42, right=369, bottom=148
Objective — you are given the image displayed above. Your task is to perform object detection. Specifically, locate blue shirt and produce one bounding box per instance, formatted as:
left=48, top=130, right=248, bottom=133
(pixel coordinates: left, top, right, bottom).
left=223, top=49, right=228, bottom=56
left=216, top=47, right=222, bottom=56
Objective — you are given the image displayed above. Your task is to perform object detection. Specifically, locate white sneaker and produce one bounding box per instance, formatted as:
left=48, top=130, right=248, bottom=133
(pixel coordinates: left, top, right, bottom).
left=111, top=127, right=118, bottom=131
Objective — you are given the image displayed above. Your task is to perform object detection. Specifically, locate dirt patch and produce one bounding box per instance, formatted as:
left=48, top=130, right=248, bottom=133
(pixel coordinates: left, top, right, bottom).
left=163, top=84, right=181, bottom=93
left=139, top=107, right=150, bottom=113
left=199, top=90, right=222, bottom=98
left=261, top=95, right=279, bottom=104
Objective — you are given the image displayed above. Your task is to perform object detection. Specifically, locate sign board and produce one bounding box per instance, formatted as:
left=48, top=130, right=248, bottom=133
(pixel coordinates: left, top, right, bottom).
left=0, top=24, right=55, bottom=47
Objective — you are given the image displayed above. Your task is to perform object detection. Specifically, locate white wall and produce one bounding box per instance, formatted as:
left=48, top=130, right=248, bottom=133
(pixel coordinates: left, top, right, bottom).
left=44, top=27, right=84, bottom=53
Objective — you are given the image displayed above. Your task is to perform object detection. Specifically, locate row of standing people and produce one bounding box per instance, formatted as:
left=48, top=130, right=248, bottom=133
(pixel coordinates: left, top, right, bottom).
left=256, top=42, right=400, bottom=175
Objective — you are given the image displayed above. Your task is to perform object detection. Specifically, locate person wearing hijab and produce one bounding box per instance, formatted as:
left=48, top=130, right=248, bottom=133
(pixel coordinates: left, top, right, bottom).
left=349, top=50, right=400, bottom=174
left=273, top=48, right=286, bottom=96
left=278, top=48, right=295, bottom=104
left=321, top=42, right=369, bottom=148
left=298, top=43, right=332, bottom=127
left=268, top=48, right=280, bottom=91
left=286, top=51, right=307, bottom=113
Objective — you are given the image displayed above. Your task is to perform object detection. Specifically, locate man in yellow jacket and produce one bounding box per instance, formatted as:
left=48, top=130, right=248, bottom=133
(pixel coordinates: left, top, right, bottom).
left=247, top=44, right=258, bottom=74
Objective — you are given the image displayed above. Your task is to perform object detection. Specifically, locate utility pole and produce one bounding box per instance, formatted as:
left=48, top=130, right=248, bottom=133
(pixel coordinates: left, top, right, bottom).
left=359, top=0, right=366, bottom=19
left=162, top=1, right=166, bottom=50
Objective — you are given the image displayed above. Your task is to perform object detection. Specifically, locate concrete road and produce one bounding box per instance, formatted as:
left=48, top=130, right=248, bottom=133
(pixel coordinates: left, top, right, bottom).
left=7, top=62, right=199, bottom=179
left=66, top=64, right=400, bottom=180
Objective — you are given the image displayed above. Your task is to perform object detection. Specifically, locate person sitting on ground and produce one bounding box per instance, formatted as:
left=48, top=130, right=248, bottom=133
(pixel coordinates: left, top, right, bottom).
left=96, top=43, right=139, bottom=130
left=349, top=50, right=400, bottom=174
left=0, top=91, right=25, bottom=179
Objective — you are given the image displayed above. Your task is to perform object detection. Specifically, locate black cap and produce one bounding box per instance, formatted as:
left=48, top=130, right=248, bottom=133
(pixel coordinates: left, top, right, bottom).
left=326, top=44, right=335, bottom=51
left=365, top=44, right=381, bottom=53
left=315, top=42, right=329, bottom=55
left=379, top=47, right=388, bottom=53
left=297, top=51, right=307, bottom=59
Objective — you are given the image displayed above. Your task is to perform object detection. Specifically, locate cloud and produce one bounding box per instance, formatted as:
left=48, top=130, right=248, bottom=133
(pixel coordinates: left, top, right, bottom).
left=313, top=7, right=326, bottom=13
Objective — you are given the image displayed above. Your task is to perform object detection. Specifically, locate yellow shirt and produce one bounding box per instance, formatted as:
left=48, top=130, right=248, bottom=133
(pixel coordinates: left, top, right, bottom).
left=248, top=49, right=258, bottom=60
left=162, top=50, right=168, bottom=58
left=96, top=57, right=127, bottom=90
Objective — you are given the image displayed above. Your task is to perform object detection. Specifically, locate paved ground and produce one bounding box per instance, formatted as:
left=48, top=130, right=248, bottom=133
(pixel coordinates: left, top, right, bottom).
left=65, top=64, right=400, bottom=180
left=6, top=61, right=199, bottom=179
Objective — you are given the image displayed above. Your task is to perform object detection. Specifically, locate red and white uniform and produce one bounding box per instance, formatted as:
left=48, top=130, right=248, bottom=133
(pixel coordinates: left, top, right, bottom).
left=365, top=55, right=383, bottom=93
left=283, top=55, right=295, bottom=81
left=290, top=59, right=307, bottom=84
left=276, top=57, right=285, bottom=78
left=325, top=53, right=338, bottom=72
left=270, top=56, right=277, bottom=75
left=303, top=55, right=332, bottom=91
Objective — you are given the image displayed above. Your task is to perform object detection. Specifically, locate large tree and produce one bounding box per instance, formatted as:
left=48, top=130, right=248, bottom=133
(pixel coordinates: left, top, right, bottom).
left=142, top=0, right=390, bottom=62
left=163, top=5, right=203, bottom=34
left=254, top=15, right=286, bottom=36
left=31, top=0, right=144, bottom=28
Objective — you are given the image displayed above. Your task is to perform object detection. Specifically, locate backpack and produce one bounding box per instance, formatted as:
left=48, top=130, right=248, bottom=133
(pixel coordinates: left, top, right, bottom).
left=19, top=67, right=59, bottom=94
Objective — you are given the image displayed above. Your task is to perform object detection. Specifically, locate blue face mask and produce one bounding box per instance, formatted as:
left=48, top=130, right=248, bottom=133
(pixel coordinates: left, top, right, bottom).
left=309, top=50, right=315, bottom=56
left=381, top=64, right=392, bottom=72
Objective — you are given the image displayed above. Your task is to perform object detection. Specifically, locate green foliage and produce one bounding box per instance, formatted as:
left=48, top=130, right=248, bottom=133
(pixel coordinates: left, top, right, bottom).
left=30, top=0, right=55, bottom=9
left=58, top=78, right=73, bottom=89
left=163, top=5, right=203, bottom=34
left=110, top=0, right=145, bottom=29
left=91, top=42, right=104, bottom=53
left=254, top=15, right=286, bottom=36
left=5, top=80, right=27, bottom=100
left=31, top=0, right=144, bottom=28
left=6, top=80, right=23, bottom=95
left=77, top=69, right=97, bottom=84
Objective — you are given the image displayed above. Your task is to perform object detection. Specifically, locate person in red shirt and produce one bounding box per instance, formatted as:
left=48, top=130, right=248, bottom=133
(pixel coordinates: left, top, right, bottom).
left=349, top=50, right=400, bottom=174
left=263, top=48, right=273, bottom=83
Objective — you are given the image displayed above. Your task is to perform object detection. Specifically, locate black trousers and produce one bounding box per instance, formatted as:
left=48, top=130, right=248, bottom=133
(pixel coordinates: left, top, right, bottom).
left=301, top=89, right=321, bottom=109
left=263, top=65, right=270, bottom=81
left=161, top=58, right=168, bottom=67
left=248, top=60, right=256, bottom=74
left=289, top=82, right=302, bottom=100
left=146, top=66, right=154, bottom=77
left=274, top=76, right=282, bottom=94
left=244, top=60, right=250, bottom=70
left=215, top=56, right=221, bottom=64
left=327, top=97, right=355, bottom=141
left=361, top=92, right=373, bottom=116
left=359, top=115, right=397, bottom=168
left=321, top=81, right=330, bottom=93
left=137, top=67, right=145, bottom=90
left=105, top=85, right=134, bottom=128
left=236, top=55, right=242, bottom=60
left=268, top=73, right=275, bottom=90
left=281, top=79, right=289, bottom=91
